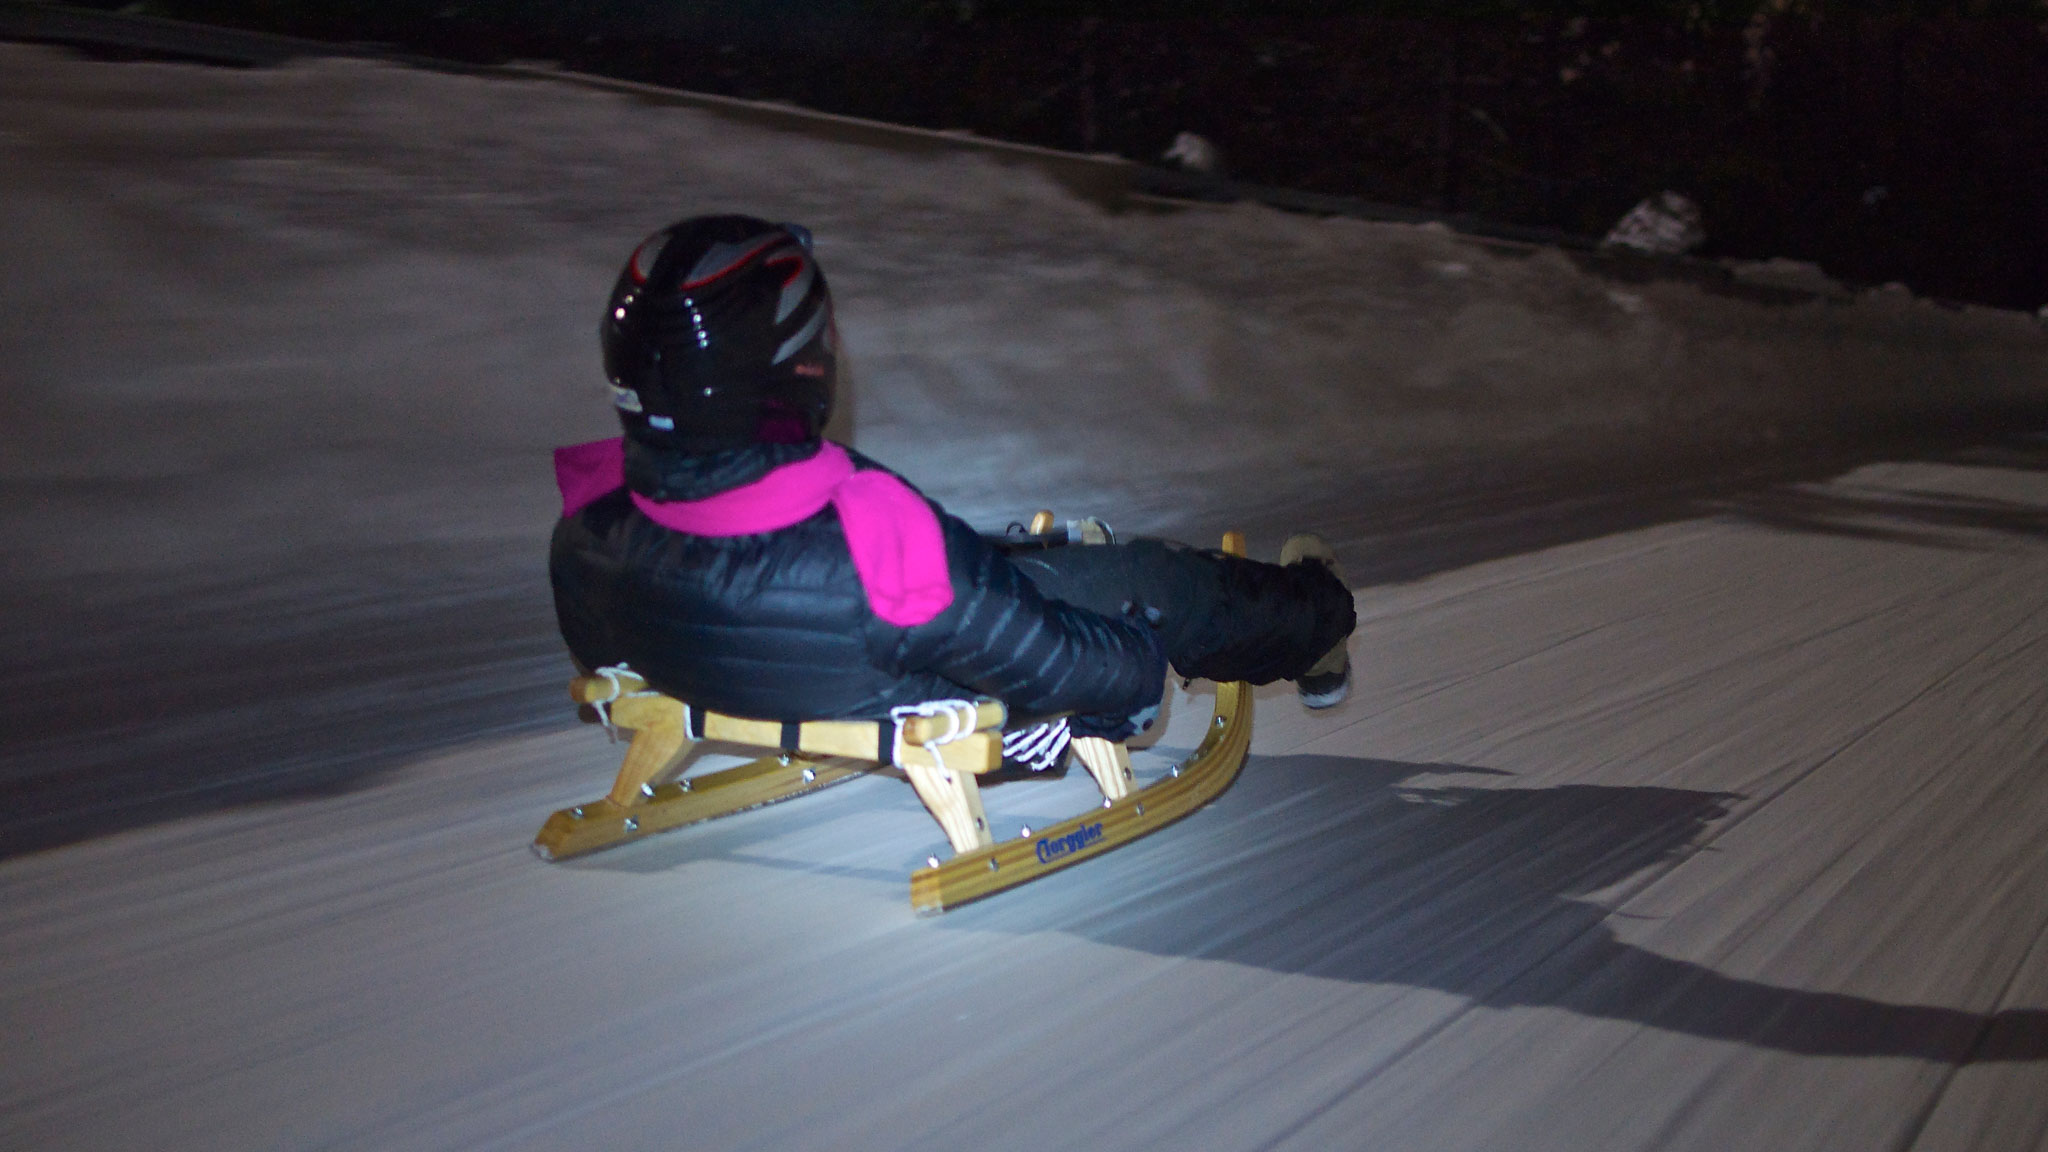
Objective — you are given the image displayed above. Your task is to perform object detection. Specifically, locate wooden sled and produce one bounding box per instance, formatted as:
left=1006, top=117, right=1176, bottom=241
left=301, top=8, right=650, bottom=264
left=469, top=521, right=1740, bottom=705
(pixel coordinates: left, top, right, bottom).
left=533, top=528, right=1256, bottom=914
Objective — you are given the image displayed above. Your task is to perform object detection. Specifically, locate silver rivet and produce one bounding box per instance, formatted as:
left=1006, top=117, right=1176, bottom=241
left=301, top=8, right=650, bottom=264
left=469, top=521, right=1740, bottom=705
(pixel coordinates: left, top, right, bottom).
left=926, top=855, right=941, bottom=869
left=1102, top=798, right=1113, bottom=808
left=1134, top=803, right=1145, bottom=816
left=640, top=782, right=655, bottom=797
left=623, top=816, right=639, bottom=832
left=570, top=806, right=585, bottom=819
left=680, top=779, right=692, bottom=792
left=1019, top=826, right=1032, bottom=838
left=987, top=858, right=999, bottom=872
left=1214, top=716, right=1227, bottom=728
left=802, top=767, right=817, bottom=783
left=779, top=753, right=792, bottom=766
left=1171, top=764, right=1184, bottom=777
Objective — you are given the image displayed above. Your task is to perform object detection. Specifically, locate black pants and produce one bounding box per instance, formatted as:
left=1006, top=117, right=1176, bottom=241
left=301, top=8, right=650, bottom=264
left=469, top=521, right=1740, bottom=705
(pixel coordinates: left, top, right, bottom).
left=1005, top=538, right=1355, bottom=686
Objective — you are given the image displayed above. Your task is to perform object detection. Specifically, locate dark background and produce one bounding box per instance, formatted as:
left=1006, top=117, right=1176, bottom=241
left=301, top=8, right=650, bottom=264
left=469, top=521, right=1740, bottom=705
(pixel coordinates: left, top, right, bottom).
left=53, top=1, right=2048, bottom=308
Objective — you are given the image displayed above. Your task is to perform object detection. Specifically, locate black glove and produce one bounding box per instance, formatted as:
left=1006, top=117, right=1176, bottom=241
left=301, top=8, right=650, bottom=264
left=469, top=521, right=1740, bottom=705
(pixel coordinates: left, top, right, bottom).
left=1002, top=717, right=1072, bottom=771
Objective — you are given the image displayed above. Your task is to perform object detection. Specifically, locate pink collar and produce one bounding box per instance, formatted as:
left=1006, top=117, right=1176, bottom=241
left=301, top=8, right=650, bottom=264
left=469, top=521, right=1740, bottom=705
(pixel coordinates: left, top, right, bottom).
left=553, top=438, right=953, bottom=627
left=630, top=442, right=853, bottom=536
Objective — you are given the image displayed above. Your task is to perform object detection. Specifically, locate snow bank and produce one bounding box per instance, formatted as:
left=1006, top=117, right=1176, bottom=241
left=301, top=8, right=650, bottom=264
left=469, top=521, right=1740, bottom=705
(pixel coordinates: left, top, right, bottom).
left=4, top=41, right=2045, bottom=574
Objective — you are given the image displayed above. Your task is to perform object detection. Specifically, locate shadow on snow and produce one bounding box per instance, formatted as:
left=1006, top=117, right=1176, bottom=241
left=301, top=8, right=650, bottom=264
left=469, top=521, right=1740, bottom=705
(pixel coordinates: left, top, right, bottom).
left=944, top=752, right=2048, bottom=1064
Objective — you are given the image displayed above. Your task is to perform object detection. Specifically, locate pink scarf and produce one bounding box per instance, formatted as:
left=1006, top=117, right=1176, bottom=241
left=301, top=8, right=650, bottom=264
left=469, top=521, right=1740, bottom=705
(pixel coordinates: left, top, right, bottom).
left=553, top=437, right=954, bottom=627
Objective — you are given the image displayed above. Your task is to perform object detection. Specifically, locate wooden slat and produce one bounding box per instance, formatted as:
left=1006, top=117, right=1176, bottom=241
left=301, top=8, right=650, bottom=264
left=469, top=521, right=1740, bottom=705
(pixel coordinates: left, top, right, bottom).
left=699, top=712, right=785, bottom=749
left=1072, top=736, right=1135, bottom=801
left=784, top=720, right=887, bottom=762
left=697, top=709, right=1003, bottom=770
left=573, top=676, right=1000, bottom=767
left=896, top=731, right=1002, bottom=775
left=898, top=700, right=1006, bottom=746
left=569, top=670, right=649, bottom=704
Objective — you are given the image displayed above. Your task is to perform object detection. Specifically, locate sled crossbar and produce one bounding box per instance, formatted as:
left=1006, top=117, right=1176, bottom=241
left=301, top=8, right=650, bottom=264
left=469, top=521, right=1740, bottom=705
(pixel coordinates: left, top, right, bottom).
left=533, top=528, right=1257, bottom=912
left=566, top=675, right=1006, bottom=766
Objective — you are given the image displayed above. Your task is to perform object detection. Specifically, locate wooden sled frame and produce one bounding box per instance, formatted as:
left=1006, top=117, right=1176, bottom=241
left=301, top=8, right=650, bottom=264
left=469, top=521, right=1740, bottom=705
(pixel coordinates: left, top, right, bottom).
left=533, top=530, right=1256, bottom=914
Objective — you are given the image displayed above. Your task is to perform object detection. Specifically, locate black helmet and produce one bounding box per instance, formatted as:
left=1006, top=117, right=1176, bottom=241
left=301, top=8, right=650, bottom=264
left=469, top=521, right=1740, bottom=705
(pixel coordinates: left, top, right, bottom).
left=601, top=215, right=836, bottom=455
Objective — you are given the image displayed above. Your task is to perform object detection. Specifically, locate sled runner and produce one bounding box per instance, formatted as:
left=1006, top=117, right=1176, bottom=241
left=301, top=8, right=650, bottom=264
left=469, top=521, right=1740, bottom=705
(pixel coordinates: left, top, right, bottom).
left=533, top=527, right=1256, bottom=913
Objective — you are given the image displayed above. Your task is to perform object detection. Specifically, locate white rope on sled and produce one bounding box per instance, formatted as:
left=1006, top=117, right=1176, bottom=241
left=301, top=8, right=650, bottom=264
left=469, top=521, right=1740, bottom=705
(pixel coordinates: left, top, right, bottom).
left=588, top=663, right=669, bottom=744
left=889, top=699, right=981, bottom=768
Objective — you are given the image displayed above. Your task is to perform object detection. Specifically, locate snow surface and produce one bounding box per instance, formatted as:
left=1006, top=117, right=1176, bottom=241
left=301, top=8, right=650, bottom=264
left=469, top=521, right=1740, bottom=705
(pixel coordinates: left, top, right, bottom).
left=4, top=44, right=2048, bottom=1151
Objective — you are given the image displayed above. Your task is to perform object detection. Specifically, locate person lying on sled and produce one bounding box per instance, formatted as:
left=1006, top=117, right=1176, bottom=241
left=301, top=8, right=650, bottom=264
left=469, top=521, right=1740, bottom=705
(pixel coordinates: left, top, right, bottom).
left=550, top=215, right=1355, bottom=769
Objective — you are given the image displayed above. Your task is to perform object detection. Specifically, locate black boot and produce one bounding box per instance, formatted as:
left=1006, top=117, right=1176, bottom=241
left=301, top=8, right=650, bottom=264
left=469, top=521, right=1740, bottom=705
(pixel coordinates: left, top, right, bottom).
left=1281, top=533, right=1351, bottom=709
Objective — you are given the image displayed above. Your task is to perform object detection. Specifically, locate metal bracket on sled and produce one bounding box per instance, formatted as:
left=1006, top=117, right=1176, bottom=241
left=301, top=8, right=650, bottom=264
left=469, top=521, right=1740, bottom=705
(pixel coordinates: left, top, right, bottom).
left=533, top=529, right=1257, bottom=913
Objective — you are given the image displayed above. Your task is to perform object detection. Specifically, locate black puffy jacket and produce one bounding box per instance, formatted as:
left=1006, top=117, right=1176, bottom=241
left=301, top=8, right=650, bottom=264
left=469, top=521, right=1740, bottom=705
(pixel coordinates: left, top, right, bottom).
left=549, top=446, right=1166, bottom=733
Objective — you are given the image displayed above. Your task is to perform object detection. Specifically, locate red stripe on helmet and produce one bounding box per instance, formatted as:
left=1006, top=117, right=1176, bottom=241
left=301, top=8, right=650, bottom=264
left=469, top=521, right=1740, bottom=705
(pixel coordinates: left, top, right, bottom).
left=680, top=235, right=788, bottom=290
left=764, top=249, right=806, bottom=285
left=626, top=232, right=665, bottom=285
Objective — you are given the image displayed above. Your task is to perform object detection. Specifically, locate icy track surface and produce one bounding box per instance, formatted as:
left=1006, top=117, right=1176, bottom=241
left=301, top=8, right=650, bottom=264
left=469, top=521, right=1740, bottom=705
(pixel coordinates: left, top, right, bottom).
left=4, top=45, right=2048, bottom=1151
left=9, top=448, right=2048, bottom=1151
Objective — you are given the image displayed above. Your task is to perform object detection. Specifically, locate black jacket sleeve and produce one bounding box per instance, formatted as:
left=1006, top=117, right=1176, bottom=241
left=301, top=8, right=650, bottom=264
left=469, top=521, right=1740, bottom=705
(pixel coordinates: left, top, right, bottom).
left=877, top=511, right=1167, bottom=735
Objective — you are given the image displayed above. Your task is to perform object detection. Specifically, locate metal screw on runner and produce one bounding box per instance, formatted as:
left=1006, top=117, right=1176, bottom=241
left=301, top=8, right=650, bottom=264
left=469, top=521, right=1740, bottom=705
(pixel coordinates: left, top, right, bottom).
left=624, top=817, right=639, bottom=832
